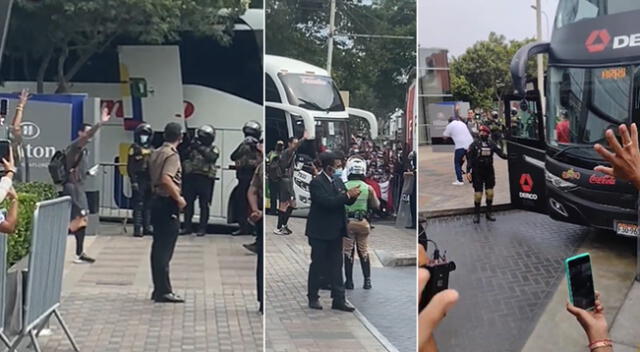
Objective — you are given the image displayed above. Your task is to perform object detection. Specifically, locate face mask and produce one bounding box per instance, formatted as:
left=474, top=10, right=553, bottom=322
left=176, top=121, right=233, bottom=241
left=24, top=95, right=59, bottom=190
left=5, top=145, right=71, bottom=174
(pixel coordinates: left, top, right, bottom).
left=334, top=168, right=343, bottom=178
left=140, top=135, right=149, bottom=144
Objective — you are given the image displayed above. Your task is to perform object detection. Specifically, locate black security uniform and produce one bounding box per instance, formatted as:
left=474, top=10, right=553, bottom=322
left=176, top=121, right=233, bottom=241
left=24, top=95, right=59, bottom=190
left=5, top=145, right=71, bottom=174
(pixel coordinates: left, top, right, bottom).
left=182, top=125, right=219, bottom=235
left=127, top=123, right=153, bottom=237
left=306, top=172, right=356, bottom=306
left=149, top=141, right=182, bottom=300
left=230, top=121, right=262, bottom=236
left=466, top=135, right=507, bottom=222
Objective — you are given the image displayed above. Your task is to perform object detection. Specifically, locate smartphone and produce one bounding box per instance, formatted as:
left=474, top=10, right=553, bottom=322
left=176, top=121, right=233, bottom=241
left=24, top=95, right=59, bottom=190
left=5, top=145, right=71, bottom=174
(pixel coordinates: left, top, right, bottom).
left=565, top=253, right=596, bottom=310
left=0, top=140, right=10, bottom=163
left=0, top=99, right=6, bottom=116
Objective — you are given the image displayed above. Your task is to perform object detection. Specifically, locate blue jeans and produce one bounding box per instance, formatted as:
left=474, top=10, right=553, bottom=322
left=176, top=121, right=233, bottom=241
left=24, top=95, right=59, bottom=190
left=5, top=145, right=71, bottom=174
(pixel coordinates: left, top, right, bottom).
left=454, top=148, right=466, bottom=182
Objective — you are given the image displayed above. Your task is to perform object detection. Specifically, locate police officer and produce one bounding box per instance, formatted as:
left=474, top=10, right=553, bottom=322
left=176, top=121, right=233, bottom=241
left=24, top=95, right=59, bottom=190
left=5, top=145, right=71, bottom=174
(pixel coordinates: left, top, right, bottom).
left=343, top=156, right=380, bottom=290
left=230, top=120, right=262, bottom=236
left=128, top=123, right=154, bottom=237
left=182, top=125, right=219, bottom=236
left=148, top=122, right=186, bottom=303
left=466, top=125, right=507, bottom=223
left=487, top=111, right=505, bottom=150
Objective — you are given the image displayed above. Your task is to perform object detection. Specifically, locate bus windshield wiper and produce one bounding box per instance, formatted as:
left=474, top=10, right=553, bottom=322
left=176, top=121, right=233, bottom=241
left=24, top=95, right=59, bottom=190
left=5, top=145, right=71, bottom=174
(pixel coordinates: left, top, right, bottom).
left=552, top=144, right=593, bottom=159
left=298, top=98, right=325, bottom=111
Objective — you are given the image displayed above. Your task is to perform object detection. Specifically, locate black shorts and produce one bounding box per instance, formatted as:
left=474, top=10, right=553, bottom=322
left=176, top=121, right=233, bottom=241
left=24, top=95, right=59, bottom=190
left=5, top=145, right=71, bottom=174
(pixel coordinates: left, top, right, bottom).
left=279, top=178, right=295, bottom=203
left=472, top=167, right=496, bottom=192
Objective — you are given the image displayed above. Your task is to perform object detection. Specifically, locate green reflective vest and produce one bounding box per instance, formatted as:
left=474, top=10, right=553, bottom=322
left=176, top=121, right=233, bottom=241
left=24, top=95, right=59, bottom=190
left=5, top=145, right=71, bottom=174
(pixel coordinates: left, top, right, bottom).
left=345, top=179, right=369, bottom=215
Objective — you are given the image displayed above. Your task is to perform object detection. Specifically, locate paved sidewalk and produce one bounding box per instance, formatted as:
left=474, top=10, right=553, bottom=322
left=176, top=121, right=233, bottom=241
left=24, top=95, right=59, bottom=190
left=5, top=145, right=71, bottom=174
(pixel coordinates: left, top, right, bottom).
left=265, top=215, right=398, bottom=352
left=36, top=223, right=262, bottom=352
left=419, top=145, right=509, bottom=213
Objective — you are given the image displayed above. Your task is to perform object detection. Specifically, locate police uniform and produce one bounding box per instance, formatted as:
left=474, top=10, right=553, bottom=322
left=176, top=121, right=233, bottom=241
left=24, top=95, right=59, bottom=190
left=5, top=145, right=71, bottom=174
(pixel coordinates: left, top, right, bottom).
left=128, top=143, right=153, bottom=237
left=343, top=158, right=380, bottom=290
left=466, top=131, right=507, bottom=223
left=230, top=121, right=261, bottom=236
left=148, top=142, right=182, bottom=299
left=182, top=140, right=219, bottom=235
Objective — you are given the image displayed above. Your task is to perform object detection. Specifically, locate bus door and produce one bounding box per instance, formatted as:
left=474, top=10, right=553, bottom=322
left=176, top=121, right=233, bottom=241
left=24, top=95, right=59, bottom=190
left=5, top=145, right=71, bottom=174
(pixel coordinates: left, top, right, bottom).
left=504, top=93, right=548, bottom=214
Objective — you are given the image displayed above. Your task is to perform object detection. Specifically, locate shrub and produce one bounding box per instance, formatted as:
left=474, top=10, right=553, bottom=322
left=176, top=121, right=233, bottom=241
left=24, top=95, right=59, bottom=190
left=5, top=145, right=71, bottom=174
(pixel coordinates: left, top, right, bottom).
left=2, top=182, right=58, bottom=266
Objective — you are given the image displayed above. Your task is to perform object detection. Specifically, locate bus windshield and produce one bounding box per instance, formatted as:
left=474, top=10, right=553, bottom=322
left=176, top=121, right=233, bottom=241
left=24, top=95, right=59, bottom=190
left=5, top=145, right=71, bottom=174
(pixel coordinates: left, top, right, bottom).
left=555, top=0, right=640, bottom=28
left=291, top=117, right=350, bottom=159
left=279, top=73, right=345, bottom=112
left=546, top=65, right=638, bottom=149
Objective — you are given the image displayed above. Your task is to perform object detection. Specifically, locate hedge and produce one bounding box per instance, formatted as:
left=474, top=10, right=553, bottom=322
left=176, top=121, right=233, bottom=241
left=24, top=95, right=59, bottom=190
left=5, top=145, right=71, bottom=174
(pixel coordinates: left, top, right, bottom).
left=2, top=182, right=58, bottom=266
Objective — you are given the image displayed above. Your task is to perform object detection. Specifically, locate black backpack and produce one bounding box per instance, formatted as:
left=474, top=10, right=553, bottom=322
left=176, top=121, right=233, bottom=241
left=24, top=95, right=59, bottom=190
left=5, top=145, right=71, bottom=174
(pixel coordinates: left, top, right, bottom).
left=268, top=153, right=283, bottom=181
left=48, top=150, right=69, bottom=185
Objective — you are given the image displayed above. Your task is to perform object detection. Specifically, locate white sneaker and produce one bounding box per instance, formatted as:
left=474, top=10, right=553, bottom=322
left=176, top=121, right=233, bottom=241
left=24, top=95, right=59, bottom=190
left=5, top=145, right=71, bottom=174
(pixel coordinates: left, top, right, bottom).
left=273, top=228, right=289, bottom=236
left=452, top=181, right=465, bottom=186
left=73, top=256, right=89, bottom=264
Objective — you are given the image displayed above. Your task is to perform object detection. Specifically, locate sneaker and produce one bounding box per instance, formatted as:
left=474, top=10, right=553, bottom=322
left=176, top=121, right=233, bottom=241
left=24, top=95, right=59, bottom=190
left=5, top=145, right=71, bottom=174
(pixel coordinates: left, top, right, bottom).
left=242, top=242, right=258, bottom=254
left=77, top=253, right=96, bottom=263
left=283, top=226, right=293, bottom=235
left=273, top=228, right=289, bottom=236
left=452, top=181, right=464, bottom=186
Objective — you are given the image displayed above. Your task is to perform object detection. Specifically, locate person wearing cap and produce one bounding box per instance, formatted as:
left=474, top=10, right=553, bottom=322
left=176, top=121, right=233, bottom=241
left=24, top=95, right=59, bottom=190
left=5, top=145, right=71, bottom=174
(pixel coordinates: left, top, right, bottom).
left=148, top=122, right=186, bottom=303
left=466, top=125, right=507, bottom=223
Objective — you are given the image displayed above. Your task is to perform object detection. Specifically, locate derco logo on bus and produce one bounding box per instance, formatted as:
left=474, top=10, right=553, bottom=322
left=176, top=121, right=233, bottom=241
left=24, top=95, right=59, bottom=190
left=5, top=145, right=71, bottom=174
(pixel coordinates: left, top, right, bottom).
left=586, top=29, right=640, bottom=53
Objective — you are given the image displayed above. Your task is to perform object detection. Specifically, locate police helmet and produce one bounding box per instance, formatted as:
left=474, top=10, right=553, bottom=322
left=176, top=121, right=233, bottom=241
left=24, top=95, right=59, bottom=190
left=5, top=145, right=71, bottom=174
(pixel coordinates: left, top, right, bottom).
left=196, top=124, right=215, bottom=146
left=346, top=156, right=367, bottom=177
left=243, top=120, right=262, bottom=139
left=134, top=123, right=153, bottom=147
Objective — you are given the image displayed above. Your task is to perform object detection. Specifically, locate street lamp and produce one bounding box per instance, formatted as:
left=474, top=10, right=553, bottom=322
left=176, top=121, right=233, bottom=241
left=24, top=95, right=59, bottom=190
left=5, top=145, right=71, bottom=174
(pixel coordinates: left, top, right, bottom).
left=531, top=1, right=546, bottom=115
left=530, top=5, right=551, bottom=39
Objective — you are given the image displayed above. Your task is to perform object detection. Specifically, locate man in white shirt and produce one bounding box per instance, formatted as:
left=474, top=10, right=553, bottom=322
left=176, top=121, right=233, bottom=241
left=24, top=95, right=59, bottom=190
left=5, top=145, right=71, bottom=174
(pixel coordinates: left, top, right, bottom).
left=443, top=117, right=474, bottom=185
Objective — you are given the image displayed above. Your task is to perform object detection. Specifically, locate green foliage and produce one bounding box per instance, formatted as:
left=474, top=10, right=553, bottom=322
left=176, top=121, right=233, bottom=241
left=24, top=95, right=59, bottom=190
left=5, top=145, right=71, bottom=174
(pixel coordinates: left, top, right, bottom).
left=2, top=182, right=58, bottom=266
left=450, top=33, right=538, bottom=110
left=266, top=0, right=416, bottom=137
left=5, top=0, right=250, bottom=93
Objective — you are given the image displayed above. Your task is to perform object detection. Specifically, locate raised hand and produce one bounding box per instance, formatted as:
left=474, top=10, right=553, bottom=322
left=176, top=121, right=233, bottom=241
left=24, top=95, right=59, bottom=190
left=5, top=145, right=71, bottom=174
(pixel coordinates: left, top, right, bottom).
left=594, top=123, right=640, bottom=189
left=101, top=107, right=111, bottom=123
left=18, top=88, right=31, bottom=106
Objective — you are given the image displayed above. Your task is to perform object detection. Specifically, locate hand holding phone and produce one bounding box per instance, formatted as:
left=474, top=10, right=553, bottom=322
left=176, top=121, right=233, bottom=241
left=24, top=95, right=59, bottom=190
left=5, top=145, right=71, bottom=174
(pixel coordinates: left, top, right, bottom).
left=565, top=253, right=595, bottom=310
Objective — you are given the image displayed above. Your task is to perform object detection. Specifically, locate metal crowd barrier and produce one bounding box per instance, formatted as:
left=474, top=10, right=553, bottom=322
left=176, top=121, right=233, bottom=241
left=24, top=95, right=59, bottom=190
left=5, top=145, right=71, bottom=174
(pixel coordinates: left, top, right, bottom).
left=98, top=162, right=132, bottom=233
left=8, top=196, right=78, bottom=352
left=395, top=172, right=416, bottom=228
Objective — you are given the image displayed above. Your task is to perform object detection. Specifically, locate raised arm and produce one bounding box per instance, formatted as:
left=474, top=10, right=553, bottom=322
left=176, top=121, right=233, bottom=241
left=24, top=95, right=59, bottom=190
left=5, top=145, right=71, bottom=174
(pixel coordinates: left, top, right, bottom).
left=72, top=107, right=110, bottom=149
left=11, top=89, right=31, bottom=142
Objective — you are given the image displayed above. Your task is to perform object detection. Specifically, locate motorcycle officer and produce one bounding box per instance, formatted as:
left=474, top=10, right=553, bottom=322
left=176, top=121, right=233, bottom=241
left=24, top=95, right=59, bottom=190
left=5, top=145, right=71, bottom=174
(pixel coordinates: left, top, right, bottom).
left=343, top=156, right=380, bottom=290
left=182, top=124, right=219, bottom=236
left=466, top=125, right=507, bottom=223
left=127, top=123, right=154, bottom=237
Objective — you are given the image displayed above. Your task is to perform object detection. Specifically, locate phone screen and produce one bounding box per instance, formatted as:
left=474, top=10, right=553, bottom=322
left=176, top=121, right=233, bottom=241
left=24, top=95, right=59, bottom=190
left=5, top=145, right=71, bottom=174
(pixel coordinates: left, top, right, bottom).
left=567, top=255, right=595, bottom=310
left=0, top=99, right=6, bottom=116
left=0, top=140, right=10, bottom=164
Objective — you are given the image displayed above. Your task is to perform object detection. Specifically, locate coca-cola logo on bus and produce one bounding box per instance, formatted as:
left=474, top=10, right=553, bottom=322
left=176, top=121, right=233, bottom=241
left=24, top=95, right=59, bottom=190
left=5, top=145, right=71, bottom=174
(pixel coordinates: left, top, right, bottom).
left=589, top=174, right=616, bottom=185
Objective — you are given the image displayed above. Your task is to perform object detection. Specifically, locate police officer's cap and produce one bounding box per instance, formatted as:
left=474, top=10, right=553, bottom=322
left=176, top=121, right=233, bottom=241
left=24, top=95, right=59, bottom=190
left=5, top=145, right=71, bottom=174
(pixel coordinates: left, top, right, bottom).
left=164, top=122, right=183, bottom=143
left=243, top=120, right=262, bottom=138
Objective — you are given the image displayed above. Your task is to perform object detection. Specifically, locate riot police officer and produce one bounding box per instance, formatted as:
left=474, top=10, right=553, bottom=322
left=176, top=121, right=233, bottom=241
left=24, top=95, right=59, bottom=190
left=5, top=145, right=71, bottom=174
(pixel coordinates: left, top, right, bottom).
left=230, top=120, right=262, bottom=236
left=466, top=125, right=507, bottom=223
left=343, top=156, right=380, bottom=290
left=128, top=123, right=154, bottom=237
left=182, top=124, right=219, bottom=236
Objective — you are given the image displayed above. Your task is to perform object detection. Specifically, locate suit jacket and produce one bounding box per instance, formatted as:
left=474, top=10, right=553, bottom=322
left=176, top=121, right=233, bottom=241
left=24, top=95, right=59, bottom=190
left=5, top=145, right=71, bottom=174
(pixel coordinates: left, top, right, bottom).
left=305, top=173, right=356, bottom=240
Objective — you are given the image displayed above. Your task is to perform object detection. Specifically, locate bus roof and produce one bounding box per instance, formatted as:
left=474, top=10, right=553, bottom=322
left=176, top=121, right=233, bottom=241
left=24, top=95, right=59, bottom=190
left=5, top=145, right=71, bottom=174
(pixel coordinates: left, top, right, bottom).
left=265, top=55, right=330, bottom=78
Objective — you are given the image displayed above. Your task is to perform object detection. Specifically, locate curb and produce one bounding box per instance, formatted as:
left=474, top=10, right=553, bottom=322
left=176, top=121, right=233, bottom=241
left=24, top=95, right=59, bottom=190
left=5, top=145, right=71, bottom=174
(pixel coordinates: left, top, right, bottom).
left=374, top=249, right=416, bottom=267
left=420, top=203, right=513, bottom=219
left=350, top=306, right=400, bottom=352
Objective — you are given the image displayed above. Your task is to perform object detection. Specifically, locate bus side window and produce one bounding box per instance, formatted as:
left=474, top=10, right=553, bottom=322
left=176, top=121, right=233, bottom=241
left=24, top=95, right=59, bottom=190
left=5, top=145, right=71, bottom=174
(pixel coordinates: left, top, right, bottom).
left=266, top=75, right=282, bottom=103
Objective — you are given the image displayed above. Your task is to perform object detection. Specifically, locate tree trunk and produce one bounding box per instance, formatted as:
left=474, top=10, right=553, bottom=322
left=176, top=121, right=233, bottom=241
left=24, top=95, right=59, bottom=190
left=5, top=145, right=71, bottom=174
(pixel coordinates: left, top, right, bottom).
left=22, top=53, right=30, bottom=80
left=54, top=46, right=69, bottom=94
left=35, top=47, right=54, bottom=94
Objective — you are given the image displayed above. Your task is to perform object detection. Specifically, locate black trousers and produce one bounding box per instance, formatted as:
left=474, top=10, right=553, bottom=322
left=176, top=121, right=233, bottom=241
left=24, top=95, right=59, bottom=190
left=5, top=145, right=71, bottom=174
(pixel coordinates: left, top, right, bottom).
left=184, top=173, right=215, bottom=232
left=307, top=237, right=345, bottom=302
left=132, top=179, right=152, bottom=235
left=150, top=196, right=180, bottom=296
left=235, top=175, right=253, bottom=232
left=256, top=217, right=263, bottom=307
left=268, top=180, right=280, bottom=211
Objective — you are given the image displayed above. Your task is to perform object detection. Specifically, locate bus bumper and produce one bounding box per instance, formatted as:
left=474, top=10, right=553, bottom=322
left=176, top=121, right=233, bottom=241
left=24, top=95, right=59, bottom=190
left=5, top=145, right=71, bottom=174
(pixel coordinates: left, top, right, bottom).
left=546, top=183, right=637, bottom=233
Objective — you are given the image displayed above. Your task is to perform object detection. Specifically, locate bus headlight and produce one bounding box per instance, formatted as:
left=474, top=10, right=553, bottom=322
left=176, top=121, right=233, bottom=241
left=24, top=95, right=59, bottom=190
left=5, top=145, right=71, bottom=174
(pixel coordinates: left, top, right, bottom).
left=294, top=178, right=310, bottom=192
left=545, top=170, right=577, bottom=190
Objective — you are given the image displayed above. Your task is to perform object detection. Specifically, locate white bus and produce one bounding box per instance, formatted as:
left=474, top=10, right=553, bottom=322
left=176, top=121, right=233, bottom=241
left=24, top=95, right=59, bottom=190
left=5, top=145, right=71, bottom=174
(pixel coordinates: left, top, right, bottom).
left=265, top=55, right=378, bottom=209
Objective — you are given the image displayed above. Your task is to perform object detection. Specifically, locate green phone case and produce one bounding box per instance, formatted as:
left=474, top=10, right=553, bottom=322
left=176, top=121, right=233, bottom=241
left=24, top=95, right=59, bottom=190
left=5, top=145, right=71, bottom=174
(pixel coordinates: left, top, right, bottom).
left=564, top=252, right=593, bottom=309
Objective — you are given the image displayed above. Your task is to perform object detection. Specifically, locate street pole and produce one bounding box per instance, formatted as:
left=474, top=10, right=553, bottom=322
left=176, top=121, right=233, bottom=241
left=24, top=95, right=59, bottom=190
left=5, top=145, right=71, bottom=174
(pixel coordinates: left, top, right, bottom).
left=327, top=0, right=336, bottom=74
left=535, top=0, right=546, bottom=115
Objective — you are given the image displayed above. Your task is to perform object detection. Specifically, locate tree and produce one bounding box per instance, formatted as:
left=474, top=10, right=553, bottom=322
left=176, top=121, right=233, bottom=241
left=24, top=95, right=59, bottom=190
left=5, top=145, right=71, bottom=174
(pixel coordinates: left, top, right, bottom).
left=449, top=32, right=537, bottom=110
left=266, top=0, right=416, bottom=138
left=5, top=0, right=249, bottom=93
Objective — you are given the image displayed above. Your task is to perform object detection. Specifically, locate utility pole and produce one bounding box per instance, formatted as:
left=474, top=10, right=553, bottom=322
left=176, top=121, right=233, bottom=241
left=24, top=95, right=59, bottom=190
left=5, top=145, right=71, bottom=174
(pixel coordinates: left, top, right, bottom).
left=327, top=0, right=336, bottom=74
left=535, top=0, right=546, bottom=114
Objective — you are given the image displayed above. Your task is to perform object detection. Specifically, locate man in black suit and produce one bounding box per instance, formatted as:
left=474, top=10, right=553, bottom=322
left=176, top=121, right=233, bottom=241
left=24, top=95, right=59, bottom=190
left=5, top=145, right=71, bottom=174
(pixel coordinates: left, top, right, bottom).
left=306, top=152, right=362, bottom=311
